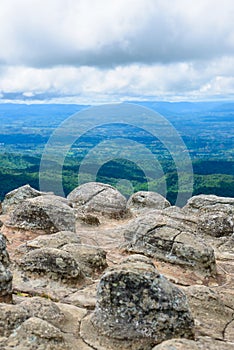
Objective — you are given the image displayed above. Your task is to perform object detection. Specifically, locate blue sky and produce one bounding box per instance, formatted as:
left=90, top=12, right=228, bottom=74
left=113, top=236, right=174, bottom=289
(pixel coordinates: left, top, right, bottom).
left=0, top=0, right=234, bottom=103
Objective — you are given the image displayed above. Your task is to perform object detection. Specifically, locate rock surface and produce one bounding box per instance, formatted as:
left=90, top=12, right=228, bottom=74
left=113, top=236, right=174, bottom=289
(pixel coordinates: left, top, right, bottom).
left=19, top=247, right=81, bottom=281
left=122, top=209, right=216, bottom=276
left=0, top=184, right=234, bottom=350
left=127, top=191, right=171, bottom=213
left=5, top=195, right=76, bottom=233
left=67, top=182, right=127, bottom=219
left=81, top=256, right=194, bottom=349
left=0, top=233, right=12, bottom=302
left=1, top=184, right=44, bottom=214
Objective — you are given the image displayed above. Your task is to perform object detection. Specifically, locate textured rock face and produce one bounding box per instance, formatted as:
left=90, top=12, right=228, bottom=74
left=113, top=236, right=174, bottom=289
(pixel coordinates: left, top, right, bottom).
left=5, top=195, right=76, bottom=233
left=122, top=209, right=216, bottom=276
left=88, top=256, right=194, bottom=347
left=152, top=338, right=234, bottom=350
left=127, top=191, right=171, bottom=213
left=2, top=184, right=44, bottom=214
left=0, top=304, right=29, bottom=336
left=19, top=247, right=81, bottom=280
left=61, top=244, right=108, bottom=276
left=3, top=317, right=69, bottom=350
left=183, top=195, right=234, bottom=237
left=0, top=233, right=12, bottom=302
left=18, top=231, right=82, bottom=251
left=67, top=182, right=127, bottom=219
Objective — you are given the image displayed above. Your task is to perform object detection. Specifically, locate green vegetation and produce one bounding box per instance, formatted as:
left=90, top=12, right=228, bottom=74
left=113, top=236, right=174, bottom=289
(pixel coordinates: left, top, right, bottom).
left=0, top=102, right=233, bottom=205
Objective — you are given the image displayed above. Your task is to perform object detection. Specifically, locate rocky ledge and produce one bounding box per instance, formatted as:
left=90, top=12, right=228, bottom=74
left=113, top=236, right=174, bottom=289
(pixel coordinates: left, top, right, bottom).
left=0, top=182, right=233, bottom=350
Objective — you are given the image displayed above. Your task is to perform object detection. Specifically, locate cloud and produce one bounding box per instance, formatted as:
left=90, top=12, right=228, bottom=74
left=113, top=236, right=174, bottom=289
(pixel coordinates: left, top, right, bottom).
left=0, top=0, right=233, bottom=101
left=0, top=0, right=234, bottom=68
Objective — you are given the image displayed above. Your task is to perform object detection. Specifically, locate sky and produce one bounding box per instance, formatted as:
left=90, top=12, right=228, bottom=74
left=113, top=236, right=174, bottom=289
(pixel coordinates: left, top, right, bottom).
left=0, top=0, right=234, bottom=104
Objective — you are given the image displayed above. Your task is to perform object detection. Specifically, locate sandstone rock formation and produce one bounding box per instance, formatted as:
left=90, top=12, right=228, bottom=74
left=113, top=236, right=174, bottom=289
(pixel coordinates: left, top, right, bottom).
left=67, top=182, right=127, bottom=219
left=127, top=191, right=171, bottom=214
left=2, top=184, right=44, bottom=214
left=81, top=255, right=194, bottom=349
left=121, top=209, right=216, bottom=276
left=0, top=233, right=12, bottom=303
left=0, top=184, right=234, bottom=350
left=5, top=195, right=76, bottom=233
left=183, top=194, right=234, bottom=238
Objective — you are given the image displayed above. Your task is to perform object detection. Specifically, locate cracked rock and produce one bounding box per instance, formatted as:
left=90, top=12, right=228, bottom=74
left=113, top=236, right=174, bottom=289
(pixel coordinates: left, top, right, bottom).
left=5, top=195, right=76, bottom=233
left=67, top=182, right=127, bottom=219
left=122, top=210, right=216, bottom=276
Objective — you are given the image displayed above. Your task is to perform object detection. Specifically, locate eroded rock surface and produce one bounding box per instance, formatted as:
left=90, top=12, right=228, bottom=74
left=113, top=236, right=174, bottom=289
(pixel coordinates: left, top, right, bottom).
left=122, top=209, right=216, bottom=276
left=81, top=256, right=194, bottom=349
left=0, top=233, right=12, bottom=302
left=67, top=182, right=127, bottom=219
left=127, top=191, right=171, bottom=214
left=1, top=184, right=44, bottom=214
left=5, top=195, right=76, bottom=233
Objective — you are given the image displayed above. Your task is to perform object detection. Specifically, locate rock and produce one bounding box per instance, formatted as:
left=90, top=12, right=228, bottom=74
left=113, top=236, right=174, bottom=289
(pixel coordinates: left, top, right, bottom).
left=19, top=247, right=81, bottom=281
left=61, top=243, right=108, bottom=276
left=0, top=233, right=12, bottom=303
left=20, top=297, right=65, bottom=328
left=183, top=285, right=234, bottom=339
left=2, top=184, right=44, bottom=214
left=127, top=191, right=170, bottom=214
left=183, top=195, right=234, bottom=238
left=67, top=182, right=127, bottom=219
left=81, top=256, right=194, bottom=349
left=152, top=338, right=199, bottom=350
left=184, top=194, right=234, bottom=212
left=152, top=337, right=234, bottom=350
left=17, top=231, right=81, bottom=252
left=5, top=195, right=76, bottom=233
left=3, top=317, right=69, bottom=349
left=0, top=304, right=29, bottom=336
left=122, top=210, right=216, bottom=276
left=197, top=211, right=234, bottom=237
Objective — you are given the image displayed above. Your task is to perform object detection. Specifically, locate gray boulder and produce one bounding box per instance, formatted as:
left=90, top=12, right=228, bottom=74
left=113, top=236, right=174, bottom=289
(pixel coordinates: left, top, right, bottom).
left=5, top=195, right=76, bottom=233
left=122, top=210, right=216, bottom=276
left=127, top=191, right=171, bottom=214
left=3, top=317, right=69, bottom=350
left=183, top=195, right=234, bottom=238
left=67, top=182, right=127, bottom=219
left=0, top=304, right=29, bottom=336
left=61, top=243, right=108, bottom=276
left=81, top=256, right=194, bottom=349
left=17, top=231, right=81, bottom=252
left=19, top=247, right=81, bottom=281
left=2, top=184, right=44, bottom=214
left=0, top=233, right=12, bottom=303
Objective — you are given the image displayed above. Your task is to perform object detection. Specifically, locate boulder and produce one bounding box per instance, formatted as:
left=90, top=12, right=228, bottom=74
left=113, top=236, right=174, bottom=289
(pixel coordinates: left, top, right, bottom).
left=5, top=195, right=76, bottom=233
left=67, top=182, right=127, bottom=219
left=122, top=210, right=216, bottom=276
left=20, top=297, right=65, bottom=328
left=127, top=191, right=171, bottom=214
left=0, top=233, right=12, bottom=303
left=2, top=317, right=69, bottom=350
left=61, top=243, right=108, bottom=276
left=19, top=247, right=81, bottom=281
left=81, top=256, right=194, bottom=349
left=2, top=184, right=44, bottom=214
left=183, top=195, right=234, bottom=238
left=17, top=231, right=81, bottom=252
left=183, top=285, right=234, bottom=340
left=0, top=304, right=29, bottom=336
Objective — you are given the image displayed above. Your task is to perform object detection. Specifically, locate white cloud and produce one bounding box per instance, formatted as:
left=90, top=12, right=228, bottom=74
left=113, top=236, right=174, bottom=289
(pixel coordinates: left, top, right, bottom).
left=0, top=0, right=234, bottom=101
